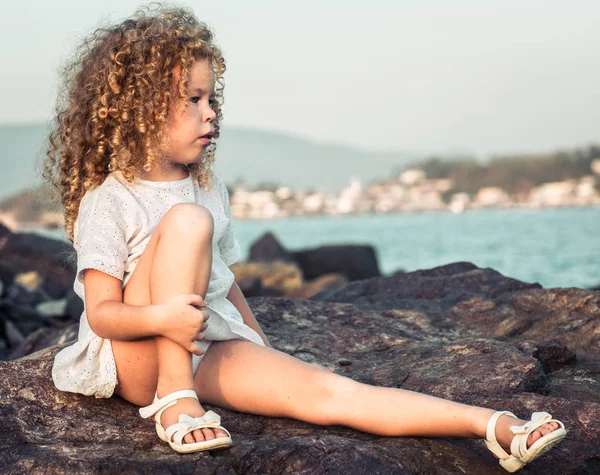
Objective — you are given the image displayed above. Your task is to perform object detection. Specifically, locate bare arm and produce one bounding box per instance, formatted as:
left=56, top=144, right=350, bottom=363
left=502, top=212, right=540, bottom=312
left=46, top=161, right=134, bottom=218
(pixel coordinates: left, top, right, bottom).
left=84, top=269, right=160, bottom=340
left=226, top=281, right=271, bottom=348
left=89, top=300, right=162, bottom=340
left=84, top=269, right=208, bottom=355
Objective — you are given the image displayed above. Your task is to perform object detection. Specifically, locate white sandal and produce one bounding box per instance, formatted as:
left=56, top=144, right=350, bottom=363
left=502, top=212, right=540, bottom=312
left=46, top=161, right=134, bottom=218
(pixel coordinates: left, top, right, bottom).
left=138, top=389, right=233, bottom=453
left=484, top=410, right=567, bottom=472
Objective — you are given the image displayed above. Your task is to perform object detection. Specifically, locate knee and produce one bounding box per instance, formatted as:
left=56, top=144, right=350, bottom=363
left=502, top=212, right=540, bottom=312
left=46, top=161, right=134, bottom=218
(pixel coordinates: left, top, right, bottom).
left=161, top=203, right=214, bottom=240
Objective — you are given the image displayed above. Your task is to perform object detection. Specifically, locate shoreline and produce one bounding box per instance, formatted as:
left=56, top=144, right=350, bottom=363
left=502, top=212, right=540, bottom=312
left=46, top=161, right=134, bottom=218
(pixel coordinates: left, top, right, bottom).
left=3, top=202, right=599, bottom=231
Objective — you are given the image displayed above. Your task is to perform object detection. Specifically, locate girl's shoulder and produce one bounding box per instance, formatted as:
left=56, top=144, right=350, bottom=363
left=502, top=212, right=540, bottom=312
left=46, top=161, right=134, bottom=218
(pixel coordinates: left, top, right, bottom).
left=207, top=171, right=229, bottom=200
left=78, top=172, right=138, bottom=216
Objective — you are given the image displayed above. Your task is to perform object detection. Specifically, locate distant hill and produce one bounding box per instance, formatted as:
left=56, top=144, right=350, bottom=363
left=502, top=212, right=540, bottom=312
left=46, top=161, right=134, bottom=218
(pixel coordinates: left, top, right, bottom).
left=0, top=123, right=421, bottom=201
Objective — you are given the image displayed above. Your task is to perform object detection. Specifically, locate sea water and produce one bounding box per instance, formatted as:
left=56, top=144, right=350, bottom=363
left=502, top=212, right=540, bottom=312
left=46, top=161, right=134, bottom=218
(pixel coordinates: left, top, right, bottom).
left=26, top=207, right=600, bottom=290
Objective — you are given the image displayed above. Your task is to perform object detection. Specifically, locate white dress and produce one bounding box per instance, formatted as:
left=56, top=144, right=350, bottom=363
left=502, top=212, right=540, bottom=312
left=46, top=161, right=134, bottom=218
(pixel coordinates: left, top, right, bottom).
left=51, top=170, right=265, bottom=398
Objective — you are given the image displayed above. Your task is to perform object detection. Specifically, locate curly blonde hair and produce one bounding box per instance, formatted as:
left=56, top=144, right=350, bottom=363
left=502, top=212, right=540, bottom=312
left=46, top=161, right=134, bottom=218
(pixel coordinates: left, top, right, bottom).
left=43, top=3, right=225, bottom=242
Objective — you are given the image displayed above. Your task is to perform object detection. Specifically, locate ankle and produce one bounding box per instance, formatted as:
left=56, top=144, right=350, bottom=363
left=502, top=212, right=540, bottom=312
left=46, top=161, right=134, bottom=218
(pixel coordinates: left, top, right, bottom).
left=156, top=380, right=195, bottom=399
left=470, top=407, right=497, bottom=439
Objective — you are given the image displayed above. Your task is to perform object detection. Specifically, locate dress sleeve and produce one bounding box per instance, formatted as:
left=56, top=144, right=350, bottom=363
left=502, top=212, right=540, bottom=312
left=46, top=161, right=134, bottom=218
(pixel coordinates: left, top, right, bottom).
left=216, top=175, right=242, bottom=266
left=73, top=188, right=129, bottom=285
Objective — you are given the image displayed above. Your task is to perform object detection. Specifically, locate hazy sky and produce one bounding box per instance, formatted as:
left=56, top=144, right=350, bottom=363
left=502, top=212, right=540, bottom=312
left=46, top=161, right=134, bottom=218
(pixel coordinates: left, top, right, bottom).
left=1, top=0, right=599, bottom=157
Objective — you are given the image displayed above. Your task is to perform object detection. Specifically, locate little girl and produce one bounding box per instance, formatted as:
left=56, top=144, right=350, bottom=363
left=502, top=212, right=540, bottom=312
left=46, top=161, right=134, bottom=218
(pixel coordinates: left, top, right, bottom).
left=44, top=4, right=566, bottom=471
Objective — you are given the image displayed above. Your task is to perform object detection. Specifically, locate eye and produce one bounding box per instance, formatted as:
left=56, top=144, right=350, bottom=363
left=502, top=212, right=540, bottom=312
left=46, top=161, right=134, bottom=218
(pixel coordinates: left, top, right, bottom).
left=190, top=96, right=200, bottom=104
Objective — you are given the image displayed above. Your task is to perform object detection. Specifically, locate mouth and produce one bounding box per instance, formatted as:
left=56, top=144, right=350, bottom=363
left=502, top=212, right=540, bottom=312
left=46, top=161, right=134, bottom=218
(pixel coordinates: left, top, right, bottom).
left=197, top=130, right=214, bottom=146
left=199, top=130, right=215, bottom=140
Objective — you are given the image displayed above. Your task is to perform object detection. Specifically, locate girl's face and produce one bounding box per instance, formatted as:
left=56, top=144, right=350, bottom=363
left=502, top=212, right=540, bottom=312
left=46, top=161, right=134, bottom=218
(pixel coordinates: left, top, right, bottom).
left=162, top=59, right=217, bottom=169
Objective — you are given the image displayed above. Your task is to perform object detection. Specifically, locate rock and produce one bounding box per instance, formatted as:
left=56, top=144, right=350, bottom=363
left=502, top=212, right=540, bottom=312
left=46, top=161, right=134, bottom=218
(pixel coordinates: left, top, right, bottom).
left=0, top=338, right=8, bottom=361
left=15, top=270, right=43, bottom=292
left=9, top=323, right=78, bottom=360
left=0, top=221, right=11, bottom=238
left=291, top=244, right=381, bottom=281
left=237, top=276, right=263, bottom=298
left=4, top=319, right=24, bottom=347
left=1, top=301, right=46, bottom=338
left=65, top=287, right=84, bottom=320
left=248, top=231, right=294, bottom=262
left=286, top=273, right=348, bottom=299
left=533, top=341, right=578, bottom=373
left=0, top=231, right=76, bottom=299
left=247, top=233, right=382, bottom=282
left=231, top=261, right=303, bottom=296
left=0, top=266, right=14, bottom=294
left=1, top=262, right=599, bottom=473
left=36, top=299, right=68, bottom=319
left=7, top=271, right=50, bottom=306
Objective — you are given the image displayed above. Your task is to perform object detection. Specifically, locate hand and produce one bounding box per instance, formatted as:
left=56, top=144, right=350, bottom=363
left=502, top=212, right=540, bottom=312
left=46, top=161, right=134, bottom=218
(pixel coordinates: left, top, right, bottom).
left=154, top=294, right=209, bottom=355
left=308, top=362, right=335, bottom=373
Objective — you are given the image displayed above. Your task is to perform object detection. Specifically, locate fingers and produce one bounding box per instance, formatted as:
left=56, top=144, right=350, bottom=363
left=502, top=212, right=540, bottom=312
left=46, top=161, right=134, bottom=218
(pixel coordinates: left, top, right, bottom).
left=191, top=306, right=210, bottom=322
left=189, top=343, right=205, bottom=356
left=189, top=294, right=207, bottom=307
left=195, top=332, right=206, bottom=341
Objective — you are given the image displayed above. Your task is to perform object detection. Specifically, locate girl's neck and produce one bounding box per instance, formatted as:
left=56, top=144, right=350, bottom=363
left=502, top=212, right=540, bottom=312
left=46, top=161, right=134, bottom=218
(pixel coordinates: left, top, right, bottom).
left=135, top=163, right=190, bottom=182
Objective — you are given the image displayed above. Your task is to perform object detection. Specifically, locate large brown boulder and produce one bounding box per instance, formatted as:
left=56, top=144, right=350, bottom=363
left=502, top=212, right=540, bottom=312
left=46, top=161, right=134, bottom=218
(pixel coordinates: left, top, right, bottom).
left=1, top=262, right=598, bottom=473
left=230, top=260, right=303, bottom=296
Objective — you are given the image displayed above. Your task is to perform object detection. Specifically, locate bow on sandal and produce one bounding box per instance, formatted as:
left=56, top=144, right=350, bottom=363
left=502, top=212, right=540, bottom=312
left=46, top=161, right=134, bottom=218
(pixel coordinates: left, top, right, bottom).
left=484, top=410, right=567, bottom=473
left=139, top=389, right=232, bottom=453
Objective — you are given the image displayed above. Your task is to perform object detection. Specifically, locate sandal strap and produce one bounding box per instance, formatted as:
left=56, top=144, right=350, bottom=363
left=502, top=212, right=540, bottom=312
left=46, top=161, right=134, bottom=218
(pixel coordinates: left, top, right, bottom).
left=138, top=389, right=199, bottom=419
left=484, top=410, right=517, bottom=460
left=509, top=412, right=564, bottom=459
left=166, top=411, right=230, bottom=446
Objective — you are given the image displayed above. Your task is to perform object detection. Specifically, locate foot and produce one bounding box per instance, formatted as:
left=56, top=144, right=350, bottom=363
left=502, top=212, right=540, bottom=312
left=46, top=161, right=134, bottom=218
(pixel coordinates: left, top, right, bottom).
left=494, top=414, right=561, bottom=455
left=158, top=393, right=229, bottom=445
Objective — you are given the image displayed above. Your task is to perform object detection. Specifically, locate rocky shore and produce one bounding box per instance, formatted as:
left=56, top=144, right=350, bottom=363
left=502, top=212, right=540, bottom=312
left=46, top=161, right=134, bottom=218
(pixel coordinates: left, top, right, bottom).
left=1, top=223, right=599, bottom=473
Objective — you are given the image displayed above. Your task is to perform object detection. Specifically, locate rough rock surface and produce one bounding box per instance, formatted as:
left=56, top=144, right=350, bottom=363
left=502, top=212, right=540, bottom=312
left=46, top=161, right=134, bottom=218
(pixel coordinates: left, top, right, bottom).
left=1, top=262, right=599, bottom=474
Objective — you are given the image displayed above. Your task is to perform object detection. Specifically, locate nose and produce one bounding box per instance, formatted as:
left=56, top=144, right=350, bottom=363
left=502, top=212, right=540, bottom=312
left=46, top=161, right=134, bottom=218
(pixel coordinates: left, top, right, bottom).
left=204, top=104, right=216, bottom=123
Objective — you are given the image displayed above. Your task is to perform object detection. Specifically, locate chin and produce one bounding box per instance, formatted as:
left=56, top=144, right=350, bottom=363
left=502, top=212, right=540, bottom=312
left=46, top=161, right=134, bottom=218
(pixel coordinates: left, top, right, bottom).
left=184, top=156, right=203, bottom=166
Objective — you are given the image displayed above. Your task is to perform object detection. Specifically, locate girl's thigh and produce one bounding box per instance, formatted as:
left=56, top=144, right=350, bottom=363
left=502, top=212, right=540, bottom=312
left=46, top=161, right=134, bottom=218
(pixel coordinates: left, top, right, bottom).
left=111, top=229, right=163, bottom=405
left=111, top=203, right=213, bottom=405
left=193, top=339, right=357, bottom=424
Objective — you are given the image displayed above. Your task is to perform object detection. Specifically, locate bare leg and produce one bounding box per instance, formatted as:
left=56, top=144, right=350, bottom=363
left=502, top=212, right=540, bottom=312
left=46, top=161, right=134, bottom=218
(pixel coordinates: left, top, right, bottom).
left=112, top=205, right=559, bottom=450
left=112, top=203, right=226, bottom=444
left=194, top=339, right=560, bottom=451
